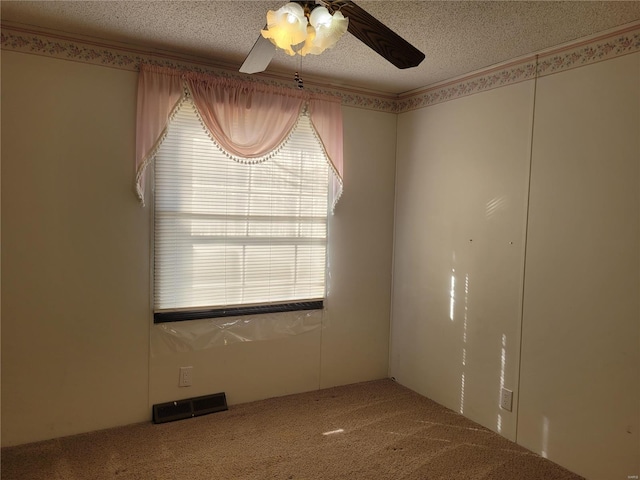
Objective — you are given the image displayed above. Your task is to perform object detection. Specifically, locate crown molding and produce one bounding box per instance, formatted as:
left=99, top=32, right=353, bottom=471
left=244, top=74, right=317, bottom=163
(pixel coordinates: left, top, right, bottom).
left=2, top=21, right=639, bottom=114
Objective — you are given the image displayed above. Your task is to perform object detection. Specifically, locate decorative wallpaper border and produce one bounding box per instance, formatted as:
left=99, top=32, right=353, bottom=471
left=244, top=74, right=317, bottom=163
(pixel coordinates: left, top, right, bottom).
left=396, top=59, right=539, bottom=113
left=0, top=23, right=396, bottom=113
left=536, top=26, right=640, bottom=77
left=2, top=21, right=639, bottom=114
left=397, top=23, right=640, bottom=113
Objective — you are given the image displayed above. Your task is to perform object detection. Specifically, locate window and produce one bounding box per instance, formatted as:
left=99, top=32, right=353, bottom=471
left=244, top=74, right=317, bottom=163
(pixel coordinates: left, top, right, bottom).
left=153, top=99, right=330, bottom=322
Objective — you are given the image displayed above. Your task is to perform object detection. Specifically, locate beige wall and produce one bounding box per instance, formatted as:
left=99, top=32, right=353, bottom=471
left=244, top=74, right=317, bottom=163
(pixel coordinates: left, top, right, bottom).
left=391, top=53, right=639, bottom=480
left=1, top=52, right=396, bottom=445
left=1, top=52, right=149, bottom=446
left=319, top=106, right=396, bottom=388
left=517, top=53, right=639, bottom=480
left=391, top=80, right=535, bottom=442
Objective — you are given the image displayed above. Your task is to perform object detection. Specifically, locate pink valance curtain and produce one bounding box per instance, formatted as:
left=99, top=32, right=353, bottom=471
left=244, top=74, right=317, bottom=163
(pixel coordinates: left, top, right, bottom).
left=135, top=64, right=344, bottom=209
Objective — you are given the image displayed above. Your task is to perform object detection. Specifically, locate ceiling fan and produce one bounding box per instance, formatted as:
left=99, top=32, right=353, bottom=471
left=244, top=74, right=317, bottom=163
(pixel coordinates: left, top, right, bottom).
left=240, top=0, right=425, bottom=74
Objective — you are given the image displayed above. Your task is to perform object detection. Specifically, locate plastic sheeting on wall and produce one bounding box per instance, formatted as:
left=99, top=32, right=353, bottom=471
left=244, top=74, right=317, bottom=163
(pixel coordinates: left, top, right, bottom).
left=150, top=309, right=323, bottom=357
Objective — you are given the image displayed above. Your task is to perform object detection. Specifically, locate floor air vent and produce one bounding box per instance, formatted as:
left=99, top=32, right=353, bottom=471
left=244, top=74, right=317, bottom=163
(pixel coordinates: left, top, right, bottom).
left=153, top=392, right=228, bottom=424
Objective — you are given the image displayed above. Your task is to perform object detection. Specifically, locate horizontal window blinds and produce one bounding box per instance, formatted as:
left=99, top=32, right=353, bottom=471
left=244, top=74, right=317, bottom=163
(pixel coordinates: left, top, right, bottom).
left=154, top=99, right=329, bottom=311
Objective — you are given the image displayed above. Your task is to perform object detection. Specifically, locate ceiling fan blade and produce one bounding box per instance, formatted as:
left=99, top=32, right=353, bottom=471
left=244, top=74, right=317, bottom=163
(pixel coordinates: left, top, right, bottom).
left=340, top=1, right=425, bottom=69
left=239, top=34, right=276, bottom=74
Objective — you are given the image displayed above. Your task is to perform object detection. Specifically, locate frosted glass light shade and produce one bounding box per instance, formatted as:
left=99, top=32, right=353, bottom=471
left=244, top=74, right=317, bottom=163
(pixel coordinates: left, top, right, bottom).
left=299, top=8, right=348, bottom=56
left=261, top=2, right=308, bottom=56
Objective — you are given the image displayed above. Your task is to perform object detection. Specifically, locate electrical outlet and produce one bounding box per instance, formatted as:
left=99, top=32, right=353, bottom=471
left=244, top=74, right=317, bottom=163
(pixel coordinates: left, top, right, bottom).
left=500, top=387, right=513, bottom=411
left=179, top=366, right=193, bottom=387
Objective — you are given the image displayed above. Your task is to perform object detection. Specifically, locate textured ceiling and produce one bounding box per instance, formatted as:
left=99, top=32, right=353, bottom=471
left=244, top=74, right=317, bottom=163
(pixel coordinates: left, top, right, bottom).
left=2, top=1, right=640, bottom=94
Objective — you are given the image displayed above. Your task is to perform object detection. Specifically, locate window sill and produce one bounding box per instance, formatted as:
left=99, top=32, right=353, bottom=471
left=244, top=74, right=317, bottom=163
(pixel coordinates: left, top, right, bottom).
left=154, top=300, right=324, bottom=324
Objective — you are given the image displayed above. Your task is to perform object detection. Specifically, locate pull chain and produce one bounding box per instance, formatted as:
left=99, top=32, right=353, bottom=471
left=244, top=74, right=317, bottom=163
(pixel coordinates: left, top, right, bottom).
left=294, top=55, right=304, bottom=89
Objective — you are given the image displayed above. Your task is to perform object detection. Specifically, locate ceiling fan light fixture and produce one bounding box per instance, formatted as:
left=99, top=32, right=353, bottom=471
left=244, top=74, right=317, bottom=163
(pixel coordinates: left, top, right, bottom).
left=261, top=2, right=308, bottom=56
left=306, top=8, right=348, bottom=55
left=298, top=24, right=318, bottom=57
left=242, top=1, right=425, bottom=74
left=262, top=2, right=349, bottom=58
left=309, top=5, right=333, bottom=28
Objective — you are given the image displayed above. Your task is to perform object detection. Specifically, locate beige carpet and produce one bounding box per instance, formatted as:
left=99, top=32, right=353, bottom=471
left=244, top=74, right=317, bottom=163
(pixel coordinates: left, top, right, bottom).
left=1, top=379, right=583, bottom=479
